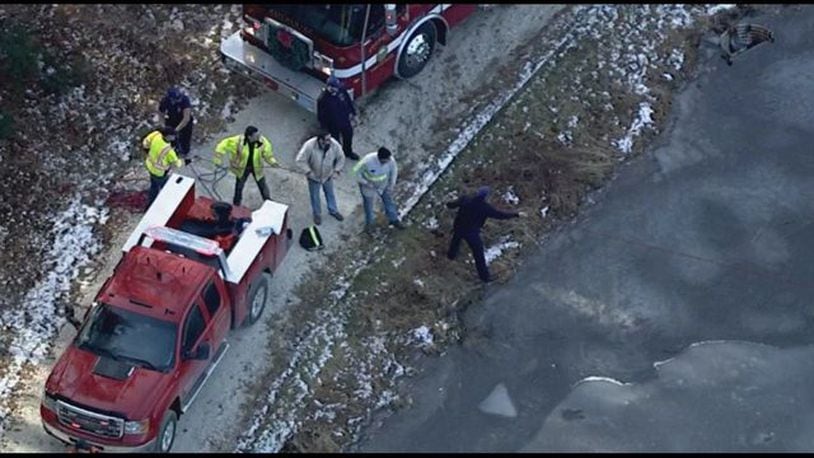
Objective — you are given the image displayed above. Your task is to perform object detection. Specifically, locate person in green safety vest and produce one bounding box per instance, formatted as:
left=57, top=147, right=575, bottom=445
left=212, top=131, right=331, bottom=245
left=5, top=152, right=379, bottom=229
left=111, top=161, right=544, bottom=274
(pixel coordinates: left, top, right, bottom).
left=142, top=126, right=185, bottom=208
left=353, top=147, right=406, bottom=234
left=213, top=125, right=278, bottom=207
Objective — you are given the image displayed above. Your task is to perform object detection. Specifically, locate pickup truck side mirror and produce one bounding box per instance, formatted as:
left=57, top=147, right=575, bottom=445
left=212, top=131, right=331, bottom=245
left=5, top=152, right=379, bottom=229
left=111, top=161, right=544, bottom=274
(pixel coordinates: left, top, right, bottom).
left=185, top=342, right=210, bottom=361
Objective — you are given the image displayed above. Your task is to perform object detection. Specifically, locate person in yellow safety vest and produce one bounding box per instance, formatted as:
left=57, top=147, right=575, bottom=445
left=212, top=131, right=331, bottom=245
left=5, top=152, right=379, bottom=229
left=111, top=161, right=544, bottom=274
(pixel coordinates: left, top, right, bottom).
left=214, top=125, right=278, bottom=206
left=353, top=147, right=406, bottom=235
left=142, top=126, right=185, bottom=208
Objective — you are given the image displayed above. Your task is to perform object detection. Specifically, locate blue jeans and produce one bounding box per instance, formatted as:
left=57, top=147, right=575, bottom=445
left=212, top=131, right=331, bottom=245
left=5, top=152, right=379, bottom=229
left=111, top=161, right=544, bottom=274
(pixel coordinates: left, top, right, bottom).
left=308, top=178, right=338, bottom=217
left=360, top=184, right=398, bottom=226
left=148, top=173, right=169, bottom=207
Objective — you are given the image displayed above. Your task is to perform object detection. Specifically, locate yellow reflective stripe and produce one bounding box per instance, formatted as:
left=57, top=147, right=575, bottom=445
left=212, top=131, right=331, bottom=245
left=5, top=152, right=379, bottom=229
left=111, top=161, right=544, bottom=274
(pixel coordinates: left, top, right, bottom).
left=231, top=138, right=244, bottom=170
left=155, top=145, right=172, bottom=171
left=363, top=169, right=387, bottom=182
left=308, top=226, right=321, bottom=247
left=147, top=142, right=173, bottom=173
left=353, top=160, right=387, bottom=182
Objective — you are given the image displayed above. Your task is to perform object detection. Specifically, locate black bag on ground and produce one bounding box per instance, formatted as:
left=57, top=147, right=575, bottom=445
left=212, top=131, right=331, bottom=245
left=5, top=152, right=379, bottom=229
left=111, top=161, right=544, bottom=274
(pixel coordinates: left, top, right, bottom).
left=299, top=225, right=324, bottom=251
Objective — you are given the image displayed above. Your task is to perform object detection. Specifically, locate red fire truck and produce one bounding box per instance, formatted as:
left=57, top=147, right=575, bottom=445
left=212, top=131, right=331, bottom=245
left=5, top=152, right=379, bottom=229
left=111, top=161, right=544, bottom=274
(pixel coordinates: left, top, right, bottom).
left=40, top=174, right=292, bottom=452
left=220, top=4, right=477, bottom=112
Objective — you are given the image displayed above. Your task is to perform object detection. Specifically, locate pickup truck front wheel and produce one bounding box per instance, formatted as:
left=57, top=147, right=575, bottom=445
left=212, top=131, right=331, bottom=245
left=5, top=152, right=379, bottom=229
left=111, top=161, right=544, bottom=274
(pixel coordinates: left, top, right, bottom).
left=244, top=275, right=269, bottom=327
left=155, top=410, right=177, bottom=452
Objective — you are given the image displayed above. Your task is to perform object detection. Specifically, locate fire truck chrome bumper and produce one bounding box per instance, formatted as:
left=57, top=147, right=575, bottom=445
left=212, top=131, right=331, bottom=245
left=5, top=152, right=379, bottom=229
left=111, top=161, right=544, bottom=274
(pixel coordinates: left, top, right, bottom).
left=43, top=420, right=156, bottom=453
left=220, top=31, right=322, bottom=113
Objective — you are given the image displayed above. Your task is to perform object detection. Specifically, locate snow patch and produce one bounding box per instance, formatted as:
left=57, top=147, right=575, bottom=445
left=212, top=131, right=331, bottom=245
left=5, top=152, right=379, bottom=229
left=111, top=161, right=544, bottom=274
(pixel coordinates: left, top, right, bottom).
left=613, top=102, right=654, bottom=154
left=485, top=238, right=520, bottom=265
left=556, top=131, right=573, bottom=146
left=707, top=4, right=737, bottom=16
left=576, top=376, right=630, bottom=387
left=329, top=281, right=351, bottom=300
left=0, top=196, right=107, bottom=435
left=411, top=325, right=434, bottom=349
left=220, top=96, right=235, bottom=120
left=503, top=188, right=520, bottom=205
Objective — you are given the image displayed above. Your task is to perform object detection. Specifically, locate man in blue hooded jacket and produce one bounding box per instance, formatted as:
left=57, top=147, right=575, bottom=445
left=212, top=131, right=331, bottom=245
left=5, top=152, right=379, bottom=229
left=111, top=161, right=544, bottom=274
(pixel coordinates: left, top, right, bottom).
left=446, top=186, right=522, bottom=282
left=317, top=76, right=359, bottom=160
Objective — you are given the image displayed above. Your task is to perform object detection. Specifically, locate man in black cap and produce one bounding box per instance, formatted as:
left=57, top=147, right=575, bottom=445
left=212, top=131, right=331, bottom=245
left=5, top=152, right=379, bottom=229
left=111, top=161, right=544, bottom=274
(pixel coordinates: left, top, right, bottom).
left=158, top=86, right=194, bottom=158
left=446, top=186, right=524, bottom=283
left=317, top=76, right=359, bottom=160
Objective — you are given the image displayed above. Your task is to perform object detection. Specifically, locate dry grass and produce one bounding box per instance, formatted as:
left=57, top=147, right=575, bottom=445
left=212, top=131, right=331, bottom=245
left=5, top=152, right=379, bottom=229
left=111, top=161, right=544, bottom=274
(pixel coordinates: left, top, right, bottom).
left=236, top=5, right=761, bottom=453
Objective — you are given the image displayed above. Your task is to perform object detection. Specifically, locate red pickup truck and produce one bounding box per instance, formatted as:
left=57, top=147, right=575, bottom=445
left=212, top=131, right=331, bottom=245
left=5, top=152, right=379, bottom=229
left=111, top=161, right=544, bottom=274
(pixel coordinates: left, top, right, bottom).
left=40, top=174, right=292, bottom=452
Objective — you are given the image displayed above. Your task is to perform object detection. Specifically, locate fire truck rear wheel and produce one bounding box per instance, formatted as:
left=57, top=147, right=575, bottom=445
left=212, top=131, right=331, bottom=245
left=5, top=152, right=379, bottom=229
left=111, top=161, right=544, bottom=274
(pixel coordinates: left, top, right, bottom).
left=155, top=410, right=177, bottom=453
left=244, top=275, right=269, bottom=327
left=398, top=21, right=437, bottom=79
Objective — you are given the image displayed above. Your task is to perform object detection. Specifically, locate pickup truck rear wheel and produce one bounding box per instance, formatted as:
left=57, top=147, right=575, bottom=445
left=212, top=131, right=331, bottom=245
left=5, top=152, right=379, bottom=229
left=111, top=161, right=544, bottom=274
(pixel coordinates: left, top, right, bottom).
left=155, top=410, right=177, bottom=453
left=244, top=275, right=269, bottom=327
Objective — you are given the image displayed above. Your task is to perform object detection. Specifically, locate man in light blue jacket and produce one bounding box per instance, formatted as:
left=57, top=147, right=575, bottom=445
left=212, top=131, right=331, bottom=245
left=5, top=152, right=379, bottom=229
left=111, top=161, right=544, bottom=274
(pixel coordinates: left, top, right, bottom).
left=353, top=147, right=406, bottom=234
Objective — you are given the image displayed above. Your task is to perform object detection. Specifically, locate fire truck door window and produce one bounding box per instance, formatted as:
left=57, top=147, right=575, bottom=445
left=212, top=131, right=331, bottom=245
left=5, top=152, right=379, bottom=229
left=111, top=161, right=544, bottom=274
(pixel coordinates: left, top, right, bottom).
left=181, top=304, right=206, bottom=355
left=365, top=6, right=385, bottom=37
left=203, top=281, right=221, bottom=316
left=268, top=5, right=368, bottom=47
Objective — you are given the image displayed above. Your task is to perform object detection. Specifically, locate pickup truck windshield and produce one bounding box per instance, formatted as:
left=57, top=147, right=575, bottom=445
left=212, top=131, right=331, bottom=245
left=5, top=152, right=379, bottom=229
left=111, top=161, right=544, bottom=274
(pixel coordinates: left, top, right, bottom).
left=76, top=303, right=177, bottom=372
left=267, top=4, right=380, bottom=47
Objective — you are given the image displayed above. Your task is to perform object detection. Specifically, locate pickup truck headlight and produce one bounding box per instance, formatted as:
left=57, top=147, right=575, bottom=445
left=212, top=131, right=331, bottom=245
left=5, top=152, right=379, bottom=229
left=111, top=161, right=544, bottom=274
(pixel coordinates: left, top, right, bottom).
left=41, top=388, right=57, bottom=412
left=124, top=418, right=150, bottom=435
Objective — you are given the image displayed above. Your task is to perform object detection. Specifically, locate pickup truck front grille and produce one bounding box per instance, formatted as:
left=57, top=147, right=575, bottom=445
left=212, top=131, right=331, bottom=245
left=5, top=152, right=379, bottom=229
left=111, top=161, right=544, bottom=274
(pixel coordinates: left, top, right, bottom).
left=56, top=400, right=124, bottom=439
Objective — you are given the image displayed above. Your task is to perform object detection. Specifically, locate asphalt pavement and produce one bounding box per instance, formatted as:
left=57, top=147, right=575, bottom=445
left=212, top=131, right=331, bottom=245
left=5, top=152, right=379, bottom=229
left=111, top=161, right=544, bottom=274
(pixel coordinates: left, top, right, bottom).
left=356, top=5, right=814, bottom=452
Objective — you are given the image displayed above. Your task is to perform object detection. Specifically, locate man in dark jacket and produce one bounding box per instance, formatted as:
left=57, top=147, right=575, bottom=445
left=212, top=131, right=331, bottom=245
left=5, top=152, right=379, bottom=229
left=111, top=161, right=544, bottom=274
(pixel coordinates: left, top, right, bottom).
left=317, top=76, right=359, bottom=161
left=446, top=186, right=522, bottom=282
left=159, top=86, right=194, bottom=158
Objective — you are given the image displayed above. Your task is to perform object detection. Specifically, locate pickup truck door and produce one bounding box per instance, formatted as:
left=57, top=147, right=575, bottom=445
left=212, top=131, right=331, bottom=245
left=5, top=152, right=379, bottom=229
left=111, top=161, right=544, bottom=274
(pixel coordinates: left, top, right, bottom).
left=178, top=301, right=211, bottom=411
left=201, top=279, right=231, bottom=350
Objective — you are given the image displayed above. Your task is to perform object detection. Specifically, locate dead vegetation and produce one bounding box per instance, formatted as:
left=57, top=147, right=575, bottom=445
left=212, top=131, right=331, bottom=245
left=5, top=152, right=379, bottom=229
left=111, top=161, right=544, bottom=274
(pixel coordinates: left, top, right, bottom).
left=237, top=4, right=760, bottom=453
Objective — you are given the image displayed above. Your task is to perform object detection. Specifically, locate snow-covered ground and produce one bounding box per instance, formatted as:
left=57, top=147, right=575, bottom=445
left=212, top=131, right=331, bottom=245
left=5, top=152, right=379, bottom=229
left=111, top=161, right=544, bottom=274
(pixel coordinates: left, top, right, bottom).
left=0, top=198, right=107, bottom=435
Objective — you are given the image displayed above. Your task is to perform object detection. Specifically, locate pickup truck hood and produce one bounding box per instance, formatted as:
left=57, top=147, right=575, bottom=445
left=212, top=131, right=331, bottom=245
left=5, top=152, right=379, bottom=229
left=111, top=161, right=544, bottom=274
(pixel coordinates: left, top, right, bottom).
left=47, top=345, right=170, bottom=420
